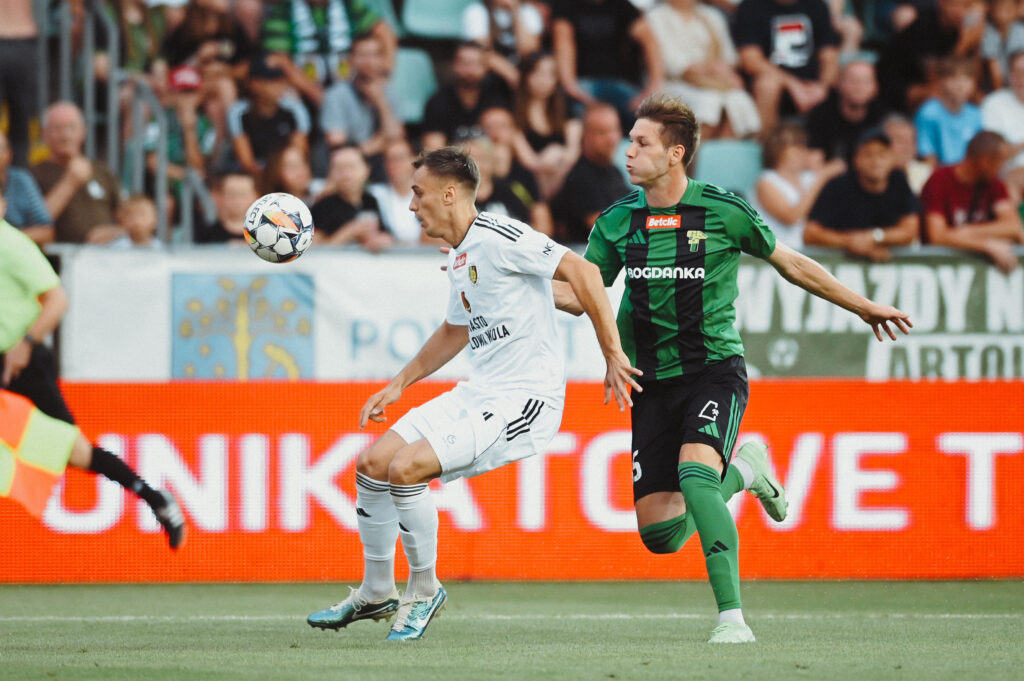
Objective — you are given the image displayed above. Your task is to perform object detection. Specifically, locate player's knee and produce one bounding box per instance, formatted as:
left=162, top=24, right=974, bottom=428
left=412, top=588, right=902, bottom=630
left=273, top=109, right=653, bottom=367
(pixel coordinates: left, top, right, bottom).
left=356, top=448, right=389, bottom=481
left=640, top=533, right=683, bottom=555
left=638, top=516, right=688, bottom=554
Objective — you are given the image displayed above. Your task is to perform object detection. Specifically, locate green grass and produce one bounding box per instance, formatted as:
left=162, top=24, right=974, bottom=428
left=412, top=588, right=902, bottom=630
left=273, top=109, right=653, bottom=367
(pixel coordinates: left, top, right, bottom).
left=1, top=582, right=1022, bottom=680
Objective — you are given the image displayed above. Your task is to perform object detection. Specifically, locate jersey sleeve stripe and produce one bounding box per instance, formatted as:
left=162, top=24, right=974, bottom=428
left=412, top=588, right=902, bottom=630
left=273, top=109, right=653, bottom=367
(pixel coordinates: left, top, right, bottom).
left=701, top=186, right=760, bottom=222
left=477, top=213, right=524, bottom=235
left=596, top=189, right=642, bottom=219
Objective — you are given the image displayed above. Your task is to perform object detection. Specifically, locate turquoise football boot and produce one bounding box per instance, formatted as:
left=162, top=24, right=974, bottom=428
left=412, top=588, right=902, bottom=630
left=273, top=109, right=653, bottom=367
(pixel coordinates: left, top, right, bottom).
left=385, top=586, right=447, bottom=641
left=307, top=587, right=399, bottom=630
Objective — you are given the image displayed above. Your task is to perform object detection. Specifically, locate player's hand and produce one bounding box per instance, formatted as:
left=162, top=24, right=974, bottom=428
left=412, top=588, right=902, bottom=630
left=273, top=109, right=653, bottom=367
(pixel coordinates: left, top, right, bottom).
left=359, top=383, right=402, bottom=429
left=2, top=340, right=32, bottom=387
left=860, top=303, right=913, bottom=342
left=604, top=350, right=643, bottom=411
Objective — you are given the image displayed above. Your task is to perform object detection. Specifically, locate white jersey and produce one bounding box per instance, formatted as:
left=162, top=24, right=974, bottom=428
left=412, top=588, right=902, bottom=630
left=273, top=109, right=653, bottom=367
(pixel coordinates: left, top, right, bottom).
left=445, top=212, right=571, bottom=409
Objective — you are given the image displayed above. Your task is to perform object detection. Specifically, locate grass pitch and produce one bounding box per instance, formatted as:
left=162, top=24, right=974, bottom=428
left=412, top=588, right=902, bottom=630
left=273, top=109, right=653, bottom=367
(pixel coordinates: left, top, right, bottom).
left=1, top=581, right=1021, bottom=681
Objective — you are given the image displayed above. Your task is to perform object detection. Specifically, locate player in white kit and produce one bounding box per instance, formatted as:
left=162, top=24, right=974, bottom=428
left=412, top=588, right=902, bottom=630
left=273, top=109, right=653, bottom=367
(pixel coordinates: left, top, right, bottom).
left=307, top=147, right=641, bottom=640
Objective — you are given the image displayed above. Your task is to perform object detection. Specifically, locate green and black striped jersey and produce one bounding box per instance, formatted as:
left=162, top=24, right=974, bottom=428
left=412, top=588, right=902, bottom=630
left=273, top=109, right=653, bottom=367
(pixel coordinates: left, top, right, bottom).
left=584, top=180, right=776, bottom=382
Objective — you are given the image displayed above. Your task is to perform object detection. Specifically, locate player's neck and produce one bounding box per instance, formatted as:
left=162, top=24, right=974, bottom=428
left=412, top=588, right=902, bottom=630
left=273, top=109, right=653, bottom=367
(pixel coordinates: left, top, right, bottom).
left=447, top=205, right=479, bottom=248
left=643, top=171, right=688, bottom=209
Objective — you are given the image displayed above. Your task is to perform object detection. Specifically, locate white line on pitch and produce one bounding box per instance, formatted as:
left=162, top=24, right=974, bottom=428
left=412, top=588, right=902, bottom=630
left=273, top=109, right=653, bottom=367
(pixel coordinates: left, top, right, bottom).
left=0, top=613, right=1020, bottom=623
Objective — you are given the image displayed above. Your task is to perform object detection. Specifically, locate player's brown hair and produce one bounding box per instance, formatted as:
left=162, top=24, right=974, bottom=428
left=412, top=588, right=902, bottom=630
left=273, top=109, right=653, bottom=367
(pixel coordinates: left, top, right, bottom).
left=413, top=146, right=481, bottom=193
left=635, top=93, right=701, bottom=167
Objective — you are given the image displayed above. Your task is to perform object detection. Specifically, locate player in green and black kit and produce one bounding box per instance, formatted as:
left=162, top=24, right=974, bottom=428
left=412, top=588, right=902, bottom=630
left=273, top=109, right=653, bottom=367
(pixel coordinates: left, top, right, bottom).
left=555, top=95, right=912, bottom=643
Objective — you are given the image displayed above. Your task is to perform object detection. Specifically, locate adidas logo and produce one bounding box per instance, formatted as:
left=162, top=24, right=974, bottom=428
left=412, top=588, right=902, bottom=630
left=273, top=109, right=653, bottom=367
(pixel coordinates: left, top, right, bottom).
left=705, top=540, right=730, bottom=557
left=698, top=422, right=720, bottom=438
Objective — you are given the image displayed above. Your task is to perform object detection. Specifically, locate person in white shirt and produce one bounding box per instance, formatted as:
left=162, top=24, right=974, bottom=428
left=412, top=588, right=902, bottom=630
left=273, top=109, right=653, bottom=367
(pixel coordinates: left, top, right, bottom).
left=306, top=146, right=639, bottom=641
left=981, top=50, right=1024, bottom=200
left=368, top=137, right=434, bottom=245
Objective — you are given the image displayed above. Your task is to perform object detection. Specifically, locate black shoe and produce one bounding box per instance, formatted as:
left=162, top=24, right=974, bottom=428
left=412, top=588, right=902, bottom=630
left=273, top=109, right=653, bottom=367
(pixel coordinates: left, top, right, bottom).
left=153, top=489, right=187, bottom=549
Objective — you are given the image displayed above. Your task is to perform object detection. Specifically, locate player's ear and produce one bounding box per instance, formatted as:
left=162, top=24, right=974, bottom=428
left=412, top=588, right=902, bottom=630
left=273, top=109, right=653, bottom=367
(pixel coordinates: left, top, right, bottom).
left=443, top=184, right=457, bottom=205
left=671, top=144, right=686, bottom=167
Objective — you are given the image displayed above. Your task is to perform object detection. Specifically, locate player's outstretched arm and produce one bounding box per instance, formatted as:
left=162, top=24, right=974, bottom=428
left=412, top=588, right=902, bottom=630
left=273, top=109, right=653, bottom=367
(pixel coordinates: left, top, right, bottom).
left=359, top=322, right=469, bottom=428
left=553, top=251, right=642, bottom=410
left=766, top=242, right=913, bottom=341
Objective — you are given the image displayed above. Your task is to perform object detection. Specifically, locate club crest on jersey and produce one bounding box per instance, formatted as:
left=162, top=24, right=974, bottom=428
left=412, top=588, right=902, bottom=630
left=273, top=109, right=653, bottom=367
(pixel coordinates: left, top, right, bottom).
left=454, top=253, right=467, bottom=269
left=469, top=265, right=478, bottom=285
left=646, top=215, right=681, bottom=229
left=461, top=291, right=471, bottom=313
left=687, top=230, right=707, bottom=252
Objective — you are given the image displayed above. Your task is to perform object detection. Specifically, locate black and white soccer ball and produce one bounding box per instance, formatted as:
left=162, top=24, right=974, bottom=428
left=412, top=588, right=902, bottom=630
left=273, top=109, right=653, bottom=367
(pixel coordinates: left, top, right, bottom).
left=243, top=192, right=315, bottom=263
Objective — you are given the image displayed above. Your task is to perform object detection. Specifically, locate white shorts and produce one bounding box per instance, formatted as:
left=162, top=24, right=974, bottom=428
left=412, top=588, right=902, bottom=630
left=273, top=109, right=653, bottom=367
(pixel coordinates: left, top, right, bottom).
left=390, top=384, right=563, bottom=482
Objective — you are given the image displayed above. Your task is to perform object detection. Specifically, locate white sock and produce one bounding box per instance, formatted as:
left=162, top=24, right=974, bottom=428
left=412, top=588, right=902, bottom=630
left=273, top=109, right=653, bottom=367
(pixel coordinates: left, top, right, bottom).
left=718, top=608, right=746, bottom=626
left=355, top=473, right=399, bottom=600
left=390, top=482, right=440, bottom=598
left=731, top=457, right=755, bottom=490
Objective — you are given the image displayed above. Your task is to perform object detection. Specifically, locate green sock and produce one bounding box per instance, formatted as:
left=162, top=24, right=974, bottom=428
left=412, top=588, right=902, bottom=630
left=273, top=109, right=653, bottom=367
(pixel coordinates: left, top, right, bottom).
left=721, top=466, right=744, bottom=500
left=638, top=514, right=696, bottom=554
left=678, top=462, right=741, bottom=612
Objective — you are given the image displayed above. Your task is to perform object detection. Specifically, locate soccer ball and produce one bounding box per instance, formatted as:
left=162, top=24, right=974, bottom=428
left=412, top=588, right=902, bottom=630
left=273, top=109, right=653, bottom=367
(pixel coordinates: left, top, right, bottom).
left=243, top=192, right=315, bottom=263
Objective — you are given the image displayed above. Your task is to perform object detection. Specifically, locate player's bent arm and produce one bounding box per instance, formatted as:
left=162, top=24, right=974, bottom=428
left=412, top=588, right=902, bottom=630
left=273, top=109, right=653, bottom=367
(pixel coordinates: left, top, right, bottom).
left=552, top=280, right=584, bottom=316
left=389, top=321, right=469, bottom=391
left=766, top=241, right=912, bottom=340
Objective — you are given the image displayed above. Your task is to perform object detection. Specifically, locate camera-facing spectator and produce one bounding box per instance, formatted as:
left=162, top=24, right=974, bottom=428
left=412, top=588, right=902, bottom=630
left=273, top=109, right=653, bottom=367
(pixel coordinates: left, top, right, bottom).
left=550, top=0, right=664, bottom=130
left=914, top=57, right=983, bottom=166
left=512, top=51, right=581, bottom=199
left=646, top=0, right=761, bottom=140
left=227, top=53, right=311, bottom=177
left=32, top=102, right=123, bottom=245
left=461, top=0, right=544, bottom=89
left=421, top=41, right=512, bottom=151
left=106, top=195, right=164, bottom=250
left=480, top=106, right=546, bottom=219
left=981, top=50, right=1024, bottom=200
left=882, top=113, right=935, bottom=194
left=146, top=65, right=221, bottom=190
left=260, top=0, right=397, bottom=106
left=805, top=56, right=885, bottom=163
left=921, top=130, right=1024, bottom=273
left=367, top=137, right=431, bottom=245
left=549, top=103, right=629, bottom=244
left=732, top=0, right=841, bottom=134
left=877, top=0, right=985, bottom=112
left=752, top=123, right=846, bottom=249
left=311, top=144, right=391, bottom=251
left=195, top=171, right=258, bottom=244
left=465, top=133, right=553, bottom=235
left=804, top=128, right=919, bottom=262
left=981, top=0, right=1024, bottom=90
left=320, top=32, right=402, bottom=165
left=0, top=131, right=52, bottom=247
left=261, top=143, right=323, bottom=205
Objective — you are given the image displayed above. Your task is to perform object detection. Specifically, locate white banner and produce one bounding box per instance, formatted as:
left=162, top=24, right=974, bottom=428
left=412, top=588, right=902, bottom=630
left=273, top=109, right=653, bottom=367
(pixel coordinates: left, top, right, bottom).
left=60, top=247, right=624, bottom=381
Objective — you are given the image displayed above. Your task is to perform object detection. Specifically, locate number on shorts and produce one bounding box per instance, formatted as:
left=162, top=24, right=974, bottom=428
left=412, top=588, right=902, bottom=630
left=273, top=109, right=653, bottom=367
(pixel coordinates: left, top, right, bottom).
left=632, top=450, right=642, bottom=482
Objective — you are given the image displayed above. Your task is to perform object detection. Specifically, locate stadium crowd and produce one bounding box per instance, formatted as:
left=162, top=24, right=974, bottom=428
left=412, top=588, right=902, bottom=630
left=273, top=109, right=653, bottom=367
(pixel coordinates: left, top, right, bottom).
left=1, top=0, right=1023, bottom=270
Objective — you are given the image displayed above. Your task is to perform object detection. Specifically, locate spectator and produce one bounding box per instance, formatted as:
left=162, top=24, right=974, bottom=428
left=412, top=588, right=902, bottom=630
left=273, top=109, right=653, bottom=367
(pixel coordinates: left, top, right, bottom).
left=97, top=1, right=170, bottom=81
left=882, top=112, right=935, bottom=194
left=310, top=144, right=392, bottom=250
left=982, top=50, right=1024, bottom=200
left=320, top=32, right=403, bottom=167
left=465, top=133, right=553, bottom=235
left=107, top=195, right=163, bottom=250
left=260, top=0, right=397, bottom=106
left=805, top=56, right=885, bottom=164
left=421, top=41, right=512, bottom=151
left=0, top=131, right=52, bottom=247
left=732, top=0, right=841, bottom=134
left=982, top=0, right=1024, bottom=90
left=646, top=0, right=761, bottom=140
left=461, top=0, right=544, bottom=88
left=195, top=171, right=257, bottom=244
left=751, top=123, right=846, bottom=249
left=921, top=130, right=1024, bottom=272
left=367, top=137, right=428, bottom=245
left=550, top=104, right=629, bottom=243
left=877, top=0, right=985, bottom=112
left=261, top=144, right=323, bottom=205
left=914, top=57, right=983, bottom=166
left=227, top=53, right=311, bottom=177
left=146, top=65, right=220, bottom=191
left=32, top=103, right=123, bottom=245
left=511, top=51, right=581, bottom=199
left=479, top=105, right=546, bottom=212
left=804, top=128, right=919, bottom=262
left=551, top=0, right=664, bottom=129
left=0, top=0, right=39, bottom=167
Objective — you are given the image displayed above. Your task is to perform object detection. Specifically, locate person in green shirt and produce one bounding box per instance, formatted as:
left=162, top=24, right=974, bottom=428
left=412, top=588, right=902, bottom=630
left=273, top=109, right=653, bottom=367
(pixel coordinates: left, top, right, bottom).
left=0, top=211, right=186, bottom=548
left=555, top=94, right=912, bottom=643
